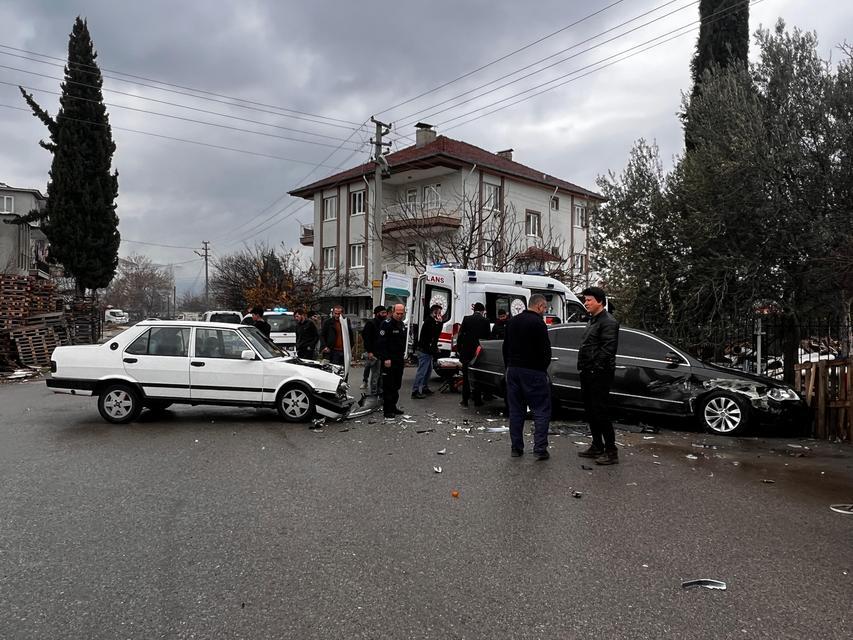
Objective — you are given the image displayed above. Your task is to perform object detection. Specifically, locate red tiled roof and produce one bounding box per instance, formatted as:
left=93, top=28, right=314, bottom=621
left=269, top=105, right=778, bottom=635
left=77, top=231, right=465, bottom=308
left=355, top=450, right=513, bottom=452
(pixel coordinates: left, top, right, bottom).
left=288, top=135, right=602, bottom=200
left=515, top=246, right=563, bottom=263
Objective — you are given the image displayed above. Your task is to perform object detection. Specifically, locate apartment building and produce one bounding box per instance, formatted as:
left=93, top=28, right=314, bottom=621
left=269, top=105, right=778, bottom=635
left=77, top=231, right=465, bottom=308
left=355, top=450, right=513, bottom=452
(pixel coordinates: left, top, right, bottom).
left=289, top=124, right=603, bottom=317
left=0, top=182, right=48, bottom=278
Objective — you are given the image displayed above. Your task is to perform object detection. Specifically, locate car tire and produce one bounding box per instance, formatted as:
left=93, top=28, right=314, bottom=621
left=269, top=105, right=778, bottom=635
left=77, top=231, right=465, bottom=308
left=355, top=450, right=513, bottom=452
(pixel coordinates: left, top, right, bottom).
left=699, top=391, right=750, bottom=436
left=145, top=400, right=173, bottom=414
left=98, top=383, right=142, bottom=424
left=276, top=384, right=316, bottom=422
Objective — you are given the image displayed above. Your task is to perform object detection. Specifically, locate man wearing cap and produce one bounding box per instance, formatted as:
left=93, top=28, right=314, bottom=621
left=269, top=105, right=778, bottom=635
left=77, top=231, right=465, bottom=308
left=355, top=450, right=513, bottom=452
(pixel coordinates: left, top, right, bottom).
left=361, top=305, right=388, bottom=396
left=456, top=302, right=491, bottom=408
left=411, top=303, right=443, bottom=399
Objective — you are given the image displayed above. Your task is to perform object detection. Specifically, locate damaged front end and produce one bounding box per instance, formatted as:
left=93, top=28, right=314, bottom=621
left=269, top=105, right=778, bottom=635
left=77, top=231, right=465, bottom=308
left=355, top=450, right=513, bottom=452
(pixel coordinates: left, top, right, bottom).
left=285, top=357, right=345, bottom=377
left=700, top=377, right=803, bottom=415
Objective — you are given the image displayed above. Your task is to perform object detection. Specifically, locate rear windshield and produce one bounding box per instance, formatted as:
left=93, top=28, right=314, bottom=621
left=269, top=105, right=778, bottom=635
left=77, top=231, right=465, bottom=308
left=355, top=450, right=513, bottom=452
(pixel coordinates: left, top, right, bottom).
left=209, top=313, right=241, bottom=324
left=267, top=315, right=297, bottom=332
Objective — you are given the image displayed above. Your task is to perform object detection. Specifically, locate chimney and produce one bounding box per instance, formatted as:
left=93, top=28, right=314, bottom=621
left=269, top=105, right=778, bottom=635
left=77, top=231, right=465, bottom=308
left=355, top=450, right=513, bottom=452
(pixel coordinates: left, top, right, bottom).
left=496, top=148, right=513, bottom=161
left=415, top=122, right=436, bottom=147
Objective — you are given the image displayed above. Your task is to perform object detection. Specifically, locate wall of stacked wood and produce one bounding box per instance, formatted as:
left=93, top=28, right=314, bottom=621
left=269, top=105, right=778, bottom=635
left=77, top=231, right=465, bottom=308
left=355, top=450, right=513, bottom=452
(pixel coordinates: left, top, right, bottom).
left=0, top=275, right=101, bottom=369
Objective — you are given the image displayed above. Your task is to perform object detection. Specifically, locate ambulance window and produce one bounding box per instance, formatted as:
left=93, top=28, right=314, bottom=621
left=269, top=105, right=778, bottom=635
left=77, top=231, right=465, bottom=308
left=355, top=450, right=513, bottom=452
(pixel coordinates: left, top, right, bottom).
left=425, top=286, right=451, bottom=321
left=485, top=293, right=527, bottom=321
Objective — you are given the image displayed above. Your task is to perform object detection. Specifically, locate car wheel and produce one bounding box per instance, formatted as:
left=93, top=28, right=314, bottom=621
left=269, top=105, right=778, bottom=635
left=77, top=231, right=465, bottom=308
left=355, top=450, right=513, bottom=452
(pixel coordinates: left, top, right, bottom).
left=145, top=400, right=173, bottom=414
left=699, top=391, right=750, bottom=436
left=98, top=384, right=142, bottom=424
left=277, top=385, right=316, bottom=422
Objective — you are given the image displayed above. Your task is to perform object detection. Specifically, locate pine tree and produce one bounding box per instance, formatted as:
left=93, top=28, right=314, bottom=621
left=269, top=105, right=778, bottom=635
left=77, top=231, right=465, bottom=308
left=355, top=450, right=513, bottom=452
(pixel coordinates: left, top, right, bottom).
left=691, top=0, right=750, bottom=96
left=18, top=17, right=119, bottom=295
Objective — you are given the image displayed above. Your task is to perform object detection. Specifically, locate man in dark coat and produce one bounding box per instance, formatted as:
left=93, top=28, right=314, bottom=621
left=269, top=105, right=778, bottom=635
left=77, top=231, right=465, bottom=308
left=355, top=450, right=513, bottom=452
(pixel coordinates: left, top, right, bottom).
left=320, top=304, right=353, bottom=366
left=361, top=305, right=387, bottom=396
left=490, top=309, right=508, bottom=340
left=503, top=294, right=552, bottom=460
left=411, top=303, right=443, bottom=399
left=294, top=308, right=319, bottom=359
left=455, top=302, right=491, bottom=407
left=249, top=306, right=271, bottom=339
left=576, top=286, right=620, bottom=465
left=376, top=303, right=407, bottom=419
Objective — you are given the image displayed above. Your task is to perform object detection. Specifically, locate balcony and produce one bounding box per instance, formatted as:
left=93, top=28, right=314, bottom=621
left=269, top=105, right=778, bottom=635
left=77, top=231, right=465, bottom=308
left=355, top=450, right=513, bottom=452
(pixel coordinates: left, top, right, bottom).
left=299, top=224, right=314, bottom=246
left=382, top=201, right=461, bottom=238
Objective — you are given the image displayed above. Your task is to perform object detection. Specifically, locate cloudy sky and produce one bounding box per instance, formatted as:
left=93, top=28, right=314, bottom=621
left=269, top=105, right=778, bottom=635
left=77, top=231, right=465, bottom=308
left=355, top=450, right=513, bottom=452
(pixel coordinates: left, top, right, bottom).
left=1, top=0, right=850, bottom=292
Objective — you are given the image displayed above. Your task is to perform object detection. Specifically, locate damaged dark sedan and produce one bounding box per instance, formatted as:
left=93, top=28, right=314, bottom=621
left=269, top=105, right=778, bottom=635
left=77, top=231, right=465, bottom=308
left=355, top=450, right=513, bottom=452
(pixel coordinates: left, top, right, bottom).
left=468, top=323, right=808, bottom=436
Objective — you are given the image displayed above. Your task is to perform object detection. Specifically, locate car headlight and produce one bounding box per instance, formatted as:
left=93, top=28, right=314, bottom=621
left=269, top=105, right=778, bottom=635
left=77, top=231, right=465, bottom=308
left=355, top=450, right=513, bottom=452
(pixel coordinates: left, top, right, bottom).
left=767, top=387, right=799, bottom=401
left=337, top=380, right=349, bottom=398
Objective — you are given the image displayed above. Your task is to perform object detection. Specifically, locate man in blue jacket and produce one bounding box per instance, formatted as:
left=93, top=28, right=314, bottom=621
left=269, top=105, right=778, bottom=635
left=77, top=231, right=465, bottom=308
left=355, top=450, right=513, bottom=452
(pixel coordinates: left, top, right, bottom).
left=502, top=294, right=552, bottom=460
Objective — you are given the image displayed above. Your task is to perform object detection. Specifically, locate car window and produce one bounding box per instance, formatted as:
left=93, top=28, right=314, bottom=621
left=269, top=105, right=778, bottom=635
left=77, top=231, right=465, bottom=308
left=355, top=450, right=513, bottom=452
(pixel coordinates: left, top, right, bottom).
left=240, top=326, right=285, bottom=359
left=619, top=330, right=676, bottom=361
left=564, top=302, right=586, bottom=323
left=195, top=328, right=250, bottom=359
left=267, top=315, right=297, bottom=332
left=550, top=325, right=585, bottom=349
left=209, top=313, right=241, bottom=324
left=126, top=327, right=189, bottom=356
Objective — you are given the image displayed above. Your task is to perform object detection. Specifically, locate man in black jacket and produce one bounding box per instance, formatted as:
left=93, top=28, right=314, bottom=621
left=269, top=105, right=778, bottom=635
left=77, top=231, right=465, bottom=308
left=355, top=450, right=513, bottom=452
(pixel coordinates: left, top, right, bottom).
left=502, top=294, right=552, bottom=460
left=249, top=306, right=271, bottom=339
left=361, top=305, right=387, bottom=396
left=490, top=309, right=508, bottom=340
left=411, top=303, right=443, bottom=399
left=294, top=308, right=319, bottom=359
left=376, top=303, right=407, bottom=419
left=576, top=286, right=620, bottom=465
left=456, top=302, right=491, bottom=407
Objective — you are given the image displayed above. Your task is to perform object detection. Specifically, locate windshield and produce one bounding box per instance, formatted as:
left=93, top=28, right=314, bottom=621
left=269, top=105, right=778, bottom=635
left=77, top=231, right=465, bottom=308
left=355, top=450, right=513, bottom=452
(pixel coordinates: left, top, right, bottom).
left=267, top=315, right=297, bottom=332
left=210, top=312, right=241, bottom=324
left=239, top=326, right=286, bottom=359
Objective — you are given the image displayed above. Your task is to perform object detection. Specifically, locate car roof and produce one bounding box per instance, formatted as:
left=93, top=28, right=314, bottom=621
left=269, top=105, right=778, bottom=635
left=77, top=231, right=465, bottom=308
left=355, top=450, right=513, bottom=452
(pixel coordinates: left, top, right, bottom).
left=138, top=319, right=252, bottom=330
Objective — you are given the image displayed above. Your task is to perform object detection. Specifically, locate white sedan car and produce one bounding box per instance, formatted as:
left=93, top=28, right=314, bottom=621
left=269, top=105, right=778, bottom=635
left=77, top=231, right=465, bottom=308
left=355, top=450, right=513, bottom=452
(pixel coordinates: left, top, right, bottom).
left=47, top=320, right=354, bottom=424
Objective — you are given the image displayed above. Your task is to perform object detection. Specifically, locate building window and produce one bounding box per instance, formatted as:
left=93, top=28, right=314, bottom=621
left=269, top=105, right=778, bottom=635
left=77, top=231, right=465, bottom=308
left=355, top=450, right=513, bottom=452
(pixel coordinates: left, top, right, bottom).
left=572, top=253, right=586, bottom=272
left=322, top=247, right=336, bottom=270
left=349, top=243, right=364, bottom=268
left=525, top=210, right=541, bottom=237
left=484, top=183, right=501, bottom=211
left=0, top=195, right=13, bottom=213
left=323, top=196, right=337, bottom=221
left=573, top=203, right=587, bottom=228
left=406, top=188, right=418, bottom=206
left=406, top=244, right=417, bottom=267
left=423, top=183, right=441, bottom=209
left=350, top=190, right=365, bottom=216
left=482, top=238, right=495, bottom=267
left=551, top=196, right=559, bottom=211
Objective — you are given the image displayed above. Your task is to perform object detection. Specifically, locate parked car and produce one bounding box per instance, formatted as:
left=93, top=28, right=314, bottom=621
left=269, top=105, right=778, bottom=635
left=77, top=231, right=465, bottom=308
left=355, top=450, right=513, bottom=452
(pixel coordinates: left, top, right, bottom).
left=468, top=323, right=808, bottom=436
left=104, top=308, right=129, bottom=324
left=201, top=310, right=243, bottom=324
left=241, top=310, right=297, bottom=349
left=47, top=320, right=353, bottom=424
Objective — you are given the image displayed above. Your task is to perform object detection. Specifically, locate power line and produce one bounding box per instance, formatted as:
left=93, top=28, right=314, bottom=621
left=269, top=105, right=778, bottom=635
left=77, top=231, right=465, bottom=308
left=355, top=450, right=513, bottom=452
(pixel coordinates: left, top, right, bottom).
left=391, top=0, right=694, bottom=130
left=375, top=0, right=629, bottom=118
left=0, top=103, right=349, bottom=167
left=0, top=42, right=367, bottom=130
left=122, top=238, right=198, bottom=250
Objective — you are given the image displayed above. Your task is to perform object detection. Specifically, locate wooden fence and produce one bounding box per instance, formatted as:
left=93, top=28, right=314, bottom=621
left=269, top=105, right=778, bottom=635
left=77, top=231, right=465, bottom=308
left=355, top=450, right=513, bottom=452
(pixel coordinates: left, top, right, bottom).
left=793, top=359, right=852, bottom=441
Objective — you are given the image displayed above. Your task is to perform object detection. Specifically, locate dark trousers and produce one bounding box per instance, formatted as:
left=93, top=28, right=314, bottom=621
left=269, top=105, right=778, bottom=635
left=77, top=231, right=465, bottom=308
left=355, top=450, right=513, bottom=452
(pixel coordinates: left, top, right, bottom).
left=330, top=350, right=345, bottom=366
left=461, top=362, right=481, bottom=405
left=580, top=370, right=616, bottom=450
left=382, top=360, right=404, bottom=416
left=297, top=348, right=315, bottom=360
left=506, top=367, right=552, bottom=454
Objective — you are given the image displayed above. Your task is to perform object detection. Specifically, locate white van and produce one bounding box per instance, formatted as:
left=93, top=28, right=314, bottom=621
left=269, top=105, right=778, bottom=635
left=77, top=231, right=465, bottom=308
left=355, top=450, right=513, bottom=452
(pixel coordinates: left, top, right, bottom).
left=104, top=308, right=129, bottom=324
left=240, top=310, right=298, bottom=348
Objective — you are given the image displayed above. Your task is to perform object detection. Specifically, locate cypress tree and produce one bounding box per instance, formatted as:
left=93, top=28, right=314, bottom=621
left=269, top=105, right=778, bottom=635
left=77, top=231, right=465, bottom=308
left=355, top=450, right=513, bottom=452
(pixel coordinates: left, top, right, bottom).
left=18, top=17, right=119, bottom=295
left=691, top=0, right=750, bottom=96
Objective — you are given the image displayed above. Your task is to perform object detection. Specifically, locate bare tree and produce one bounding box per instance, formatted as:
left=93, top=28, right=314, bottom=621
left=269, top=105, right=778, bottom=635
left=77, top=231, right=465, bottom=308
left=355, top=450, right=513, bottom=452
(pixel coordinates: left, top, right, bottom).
left=103, top=254, right=174, bottom=317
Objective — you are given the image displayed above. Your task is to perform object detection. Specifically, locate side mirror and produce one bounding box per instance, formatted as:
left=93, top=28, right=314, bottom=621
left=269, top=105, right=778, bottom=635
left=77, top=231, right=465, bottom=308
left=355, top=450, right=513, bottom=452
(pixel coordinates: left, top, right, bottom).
left=241, top=349, right=256, bottom=361
left=665, top=351, right=683, bottom=364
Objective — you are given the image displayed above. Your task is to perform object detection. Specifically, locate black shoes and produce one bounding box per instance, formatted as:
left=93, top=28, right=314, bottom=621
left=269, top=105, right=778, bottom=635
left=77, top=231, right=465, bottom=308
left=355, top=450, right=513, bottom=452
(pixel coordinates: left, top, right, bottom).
left=423, top=388, right=434, bottom=395
left=459, top=400, right=469, bottom=408
left=595, top=450, right=619, bottom=465
left=578, top=445, right=605, bottom=459
left=534, top=450, right=550, bottom=461
left=511, top=448, right=524, bottom=457
left=394, top=408, right=405, bottom=415
left=411, top=392, right=427, bottom=399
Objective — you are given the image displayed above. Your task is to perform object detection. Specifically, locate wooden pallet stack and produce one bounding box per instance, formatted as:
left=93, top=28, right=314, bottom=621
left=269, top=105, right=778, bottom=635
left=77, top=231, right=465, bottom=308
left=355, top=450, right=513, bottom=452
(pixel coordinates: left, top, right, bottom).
left=28, top=279, right=57, bottom=315
left=9, top=324, right=59, bottom=367
left=69, top=298, right=100, bottom=345
left=0, top=275, right=31, bottom=368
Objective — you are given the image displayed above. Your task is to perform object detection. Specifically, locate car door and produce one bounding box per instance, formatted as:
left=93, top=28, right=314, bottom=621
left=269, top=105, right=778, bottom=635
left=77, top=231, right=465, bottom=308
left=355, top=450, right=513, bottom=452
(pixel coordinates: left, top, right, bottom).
left=611, top=329, right=692, bottom=415
left=190, top=327, right=265, bottom=403
left=548, top=325, right=586, bottom=408
left=123, top=326, right=191, bottom=399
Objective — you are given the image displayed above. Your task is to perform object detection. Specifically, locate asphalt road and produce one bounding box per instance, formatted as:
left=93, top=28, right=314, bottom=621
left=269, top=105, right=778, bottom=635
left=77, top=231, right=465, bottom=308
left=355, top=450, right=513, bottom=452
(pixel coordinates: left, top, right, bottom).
left=1, top=370, right=851, bottom=640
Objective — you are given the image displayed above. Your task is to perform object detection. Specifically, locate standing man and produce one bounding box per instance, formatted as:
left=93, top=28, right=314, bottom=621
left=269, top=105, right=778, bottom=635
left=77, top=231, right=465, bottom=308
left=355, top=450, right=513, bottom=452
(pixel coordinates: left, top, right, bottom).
left=577, top=286, right=620, bottom=465
left=376, top=303, right=407, bottom=419
left=456, top=302, right=491, bottom=408
left=503, top=294, right=552, bottom=460
left=411, top=304, right=443, bottom=399
left=320, top=304, right=353, bottom=367
left=490, top=309, right=509, bottom=340
left=294, top=308, right=319, bottom=359
left=250, top=306, right=271, bottom=338
left=361, top=305, right=387, bottom=396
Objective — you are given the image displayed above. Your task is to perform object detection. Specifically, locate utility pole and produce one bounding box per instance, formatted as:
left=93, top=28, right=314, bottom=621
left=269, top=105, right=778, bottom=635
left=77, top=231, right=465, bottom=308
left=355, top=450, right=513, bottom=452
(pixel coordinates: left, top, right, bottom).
left=370, top=117, right=392, bottom=307
left=195, top=240, right=210, bottom=309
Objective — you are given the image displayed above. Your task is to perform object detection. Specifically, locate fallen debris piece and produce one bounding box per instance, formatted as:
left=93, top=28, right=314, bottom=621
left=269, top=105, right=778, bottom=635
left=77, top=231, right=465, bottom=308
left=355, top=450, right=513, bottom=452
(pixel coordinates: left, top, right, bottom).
left=437, top=448, right=447, bottom=455
left=573, top=441, right=589, bottom=446
left=830, top=504, right=853, bottom=515
left=653, top=461, right=662, bottom=465
left=642, top=436, right=655, bottom=440
left=686, top=454, right=699, bottom=460
left=338, top=428, right=349, bottom=433
left=433, top=466, right=442, bottom=474
left=486, top=426, right=509, bottom=433
left=581, top=465, right=593, bottom=471
left=787, top=443, right=804, bottom=449
left=401, top=419, right=416, bottom=423
left=682, top=579, right=727, bottom=591
left=311, top=417, right=326, bottom=429
left=451, top=490, right=459, bottom=498
left=416, top=428, right=435, bottom=434
left=760, top=479, right=775, bottom=484
left=626, top=482, right=638, bottom=486
left=572, top=491, right=583, bottom=499
left=639, top=423, right=659, bottom=434
left=692, top=443, right=717, bottom=449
